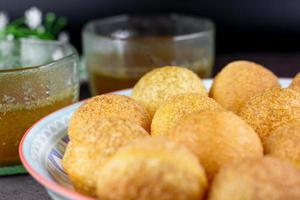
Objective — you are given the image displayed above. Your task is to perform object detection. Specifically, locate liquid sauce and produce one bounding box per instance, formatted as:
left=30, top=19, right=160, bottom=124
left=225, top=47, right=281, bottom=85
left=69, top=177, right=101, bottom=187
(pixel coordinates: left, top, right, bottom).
left=87, top=36, right=213, bottom=95
left=0, top=89, right=74, bottom=166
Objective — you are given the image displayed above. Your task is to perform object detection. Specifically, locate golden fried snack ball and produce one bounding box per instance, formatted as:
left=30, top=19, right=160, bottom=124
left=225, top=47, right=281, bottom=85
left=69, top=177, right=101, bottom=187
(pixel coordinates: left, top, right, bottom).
left=68, top=94, right=150, bottom=141
left=208, top=156, right=300, bottom=200
left=63, top=142, right=92, bottom=194
left=169, top=111, right=263, bottom=180
left=96, top=137, right=208, bottom=200
left=239, top=88, right=300, bottom=148
left=210, top=60, right=280, bottom=113
left=290, top=72, right=300, bottom=92
left=132, top=66, right=207, bottom=118
left=62, top=118, right=149, bottom=197
left=151, top=93, right=224, bottom=136
left=265, top=120, right=300, bottom=170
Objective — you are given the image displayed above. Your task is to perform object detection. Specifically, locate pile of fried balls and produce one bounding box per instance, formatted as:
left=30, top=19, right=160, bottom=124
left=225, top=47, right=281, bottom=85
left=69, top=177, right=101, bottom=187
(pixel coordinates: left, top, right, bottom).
left=63, top=60, right=300, bottom=200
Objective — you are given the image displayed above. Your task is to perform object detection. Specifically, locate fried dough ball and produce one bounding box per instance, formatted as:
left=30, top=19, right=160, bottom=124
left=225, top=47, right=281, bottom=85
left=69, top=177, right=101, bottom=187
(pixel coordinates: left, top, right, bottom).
left=210, top=60, right=280, bottom=113
left=290, top=72, right=300, bottom=92
left=62, top=118, right=149, bottom=197
left=68, top=94, right=150, bottom=141
left=208, top=156, right=300, bottom=200
left=96, top=137, right=208, bottom=200
left=265, top=120, right=300, bottom=170
left=132, top=66, right=207, bottom=118
left=151, top=93, right=224, bottom=136
left=168, top=111, right=263, bottom=180
left=239, top=88, right=300, bottom=148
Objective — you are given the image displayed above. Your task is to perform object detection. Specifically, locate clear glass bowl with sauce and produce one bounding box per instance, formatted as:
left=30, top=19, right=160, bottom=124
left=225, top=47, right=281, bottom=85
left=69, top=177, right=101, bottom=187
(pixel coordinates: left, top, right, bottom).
left=0, top=38, right=79, bottom=168
left=82, top=14, right=215, bottom=95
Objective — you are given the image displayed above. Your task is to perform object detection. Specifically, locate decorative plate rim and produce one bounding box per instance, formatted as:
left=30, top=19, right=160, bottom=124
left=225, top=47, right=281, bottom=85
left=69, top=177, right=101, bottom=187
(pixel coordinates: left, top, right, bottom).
left=19, top=78, right=292, bottom=200
left=19, top=100, right=94, bottom=200
left=19, top=88, right=133, bottom=200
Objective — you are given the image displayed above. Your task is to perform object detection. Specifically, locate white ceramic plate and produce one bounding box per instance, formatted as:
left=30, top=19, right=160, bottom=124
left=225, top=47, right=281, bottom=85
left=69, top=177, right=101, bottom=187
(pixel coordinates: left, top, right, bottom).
left=19, top=78, right=292, bottom=200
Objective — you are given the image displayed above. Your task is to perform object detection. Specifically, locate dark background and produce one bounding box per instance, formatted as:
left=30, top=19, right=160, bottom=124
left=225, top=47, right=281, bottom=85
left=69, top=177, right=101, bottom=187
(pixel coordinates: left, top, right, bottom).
left=2, top=0, right=300, bottom=54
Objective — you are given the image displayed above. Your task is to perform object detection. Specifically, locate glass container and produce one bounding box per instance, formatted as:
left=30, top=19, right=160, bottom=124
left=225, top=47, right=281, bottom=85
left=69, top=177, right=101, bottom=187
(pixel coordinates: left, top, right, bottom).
left=0, top=38, right=79, bottom=168
left=83, top=14, right=215, bottom=95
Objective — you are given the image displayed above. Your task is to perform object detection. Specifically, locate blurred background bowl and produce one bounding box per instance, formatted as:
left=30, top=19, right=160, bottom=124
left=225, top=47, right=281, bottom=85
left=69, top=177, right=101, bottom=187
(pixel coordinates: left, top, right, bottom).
left=82, top=14, right=214, bottom=95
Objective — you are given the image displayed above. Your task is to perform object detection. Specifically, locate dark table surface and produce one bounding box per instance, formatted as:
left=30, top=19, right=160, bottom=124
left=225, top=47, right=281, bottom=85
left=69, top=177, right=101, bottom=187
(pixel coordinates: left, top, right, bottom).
left=1, top=52, right=300, bottom=200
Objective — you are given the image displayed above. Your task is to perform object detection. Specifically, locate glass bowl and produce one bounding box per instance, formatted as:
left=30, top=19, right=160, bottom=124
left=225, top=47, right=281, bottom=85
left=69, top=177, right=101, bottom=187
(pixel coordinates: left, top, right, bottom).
left=0, top=38, right=79, bottom=172
left=82, top=14, right=215, bottom=95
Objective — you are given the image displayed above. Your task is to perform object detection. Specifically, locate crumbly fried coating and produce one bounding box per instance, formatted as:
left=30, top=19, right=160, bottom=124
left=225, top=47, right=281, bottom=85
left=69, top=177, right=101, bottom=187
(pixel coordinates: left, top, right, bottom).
left=265, top=120, right=300, bottom=170
left=210, top=60, right=280, bottom=113
left=132, top=66, right=207, bottom=118
left=290, top=72, right=300, bottom=92
left=62, top=118, right=149, bottom=197
left=239, top=88, right=300, bottom=148
left=68, top=94, right=150, bottom=141
left=168, top=111, right=263, bottom=180
left=208, top=156, right=300, bottom=200
left=96, top=137, right=208, bottom=200
left=151, top=93, right=223, bottom=136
